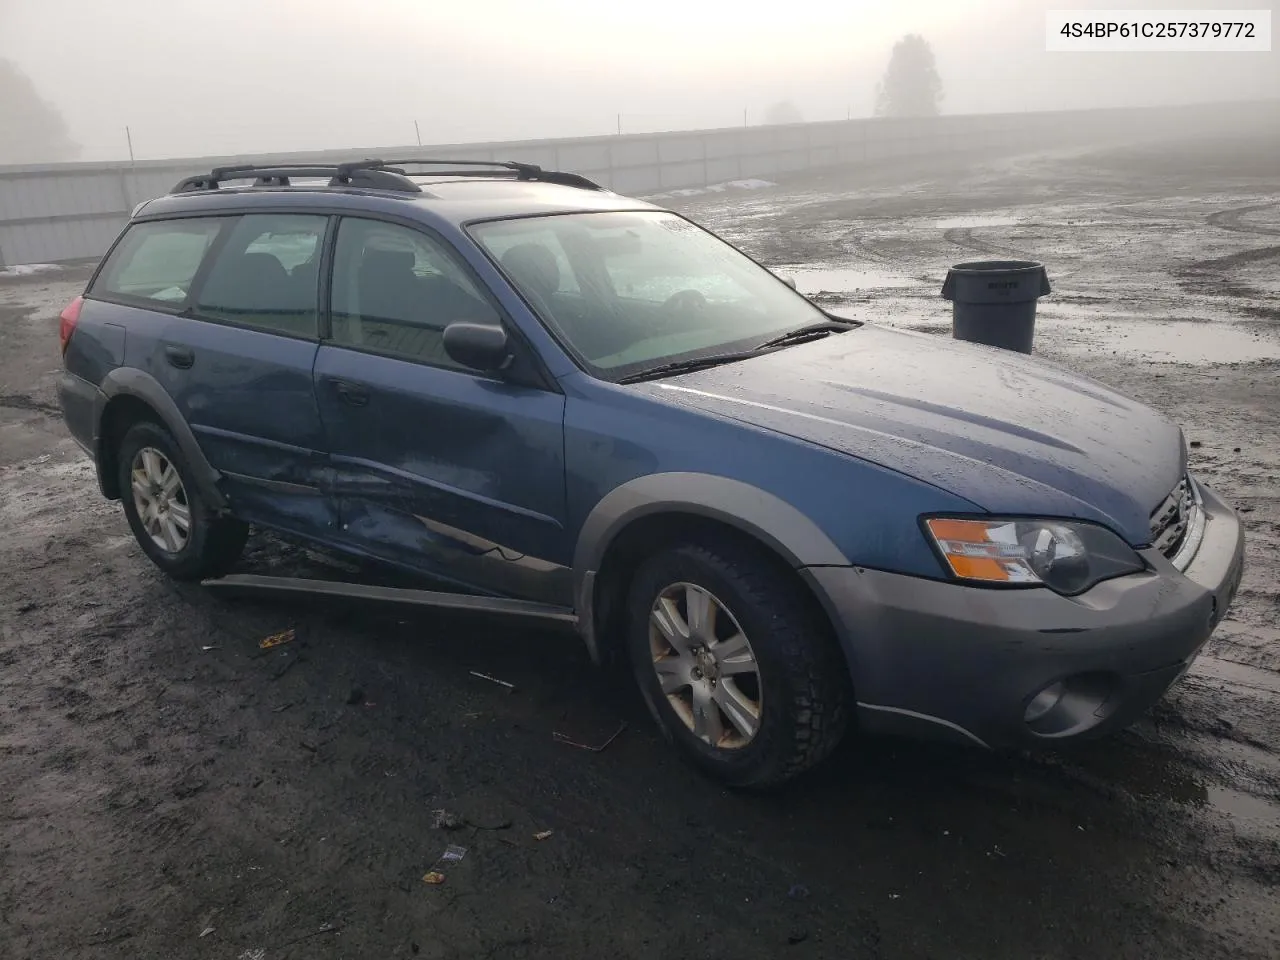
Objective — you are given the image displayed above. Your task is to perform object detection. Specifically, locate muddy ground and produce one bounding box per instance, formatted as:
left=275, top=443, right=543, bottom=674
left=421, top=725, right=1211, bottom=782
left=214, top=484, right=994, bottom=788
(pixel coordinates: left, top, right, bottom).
left=2, top=132, right=1279, bottom=960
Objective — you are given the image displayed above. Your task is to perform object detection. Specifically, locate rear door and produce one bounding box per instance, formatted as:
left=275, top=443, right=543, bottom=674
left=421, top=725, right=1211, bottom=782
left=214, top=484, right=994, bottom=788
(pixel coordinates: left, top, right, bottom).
left=313, top=215, right=571, bottom=603
left=102, top=211, right=334, bottom=533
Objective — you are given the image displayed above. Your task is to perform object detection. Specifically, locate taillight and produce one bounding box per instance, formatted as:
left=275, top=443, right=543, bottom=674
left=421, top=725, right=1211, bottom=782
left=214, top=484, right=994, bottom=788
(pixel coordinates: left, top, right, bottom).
left=59, top=296, right=84, bottom=357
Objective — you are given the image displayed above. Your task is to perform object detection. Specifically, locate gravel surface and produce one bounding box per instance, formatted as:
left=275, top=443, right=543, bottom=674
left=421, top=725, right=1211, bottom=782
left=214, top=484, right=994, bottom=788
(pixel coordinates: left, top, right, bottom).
left=2, top=131, right=1278, bottom=959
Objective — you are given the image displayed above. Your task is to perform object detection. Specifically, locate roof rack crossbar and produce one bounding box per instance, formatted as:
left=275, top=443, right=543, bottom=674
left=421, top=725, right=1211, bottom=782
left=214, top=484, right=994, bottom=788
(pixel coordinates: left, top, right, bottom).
left=169, top=157, right=602, bottom=194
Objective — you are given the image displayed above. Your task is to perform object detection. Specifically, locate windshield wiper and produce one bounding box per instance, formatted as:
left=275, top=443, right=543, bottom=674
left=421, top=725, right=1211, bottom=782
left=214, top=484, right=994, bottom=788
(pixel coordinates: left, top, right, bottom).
left=616, top=321, right=856, bottom=384
left=616, top=350, right=759, bottom=384
left=753, top=321, right=852, bottom=351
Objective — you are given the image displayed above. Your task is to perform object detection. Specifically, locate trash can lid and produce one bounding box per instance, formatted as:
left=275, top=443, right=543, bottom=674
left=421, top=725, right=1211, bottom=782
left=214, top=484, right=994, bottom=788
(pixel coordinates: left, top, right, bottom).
left=948, top=260, right=1044, bottom=273
left=941, top=260, right=1051, bottom=301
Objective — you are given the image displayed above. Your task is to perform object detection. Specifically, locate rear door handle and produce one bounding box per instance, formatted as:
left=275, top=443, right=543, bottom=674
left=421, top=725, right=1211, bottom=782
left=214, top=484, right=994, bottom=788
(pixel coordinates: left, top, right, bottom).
left=164, top=345, right=194, bottom=369
left=331, top=378, right=370, bottom=406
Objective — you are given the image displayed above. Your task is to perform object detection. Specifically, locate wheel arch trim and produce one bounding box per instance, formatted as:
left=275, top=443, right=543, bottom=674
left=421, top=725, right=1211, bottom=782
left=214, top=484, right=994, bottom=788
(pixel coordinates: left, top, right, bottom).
left=95, top=367, right=228, bottom=511
left=571, top=473, right=850, bottom=661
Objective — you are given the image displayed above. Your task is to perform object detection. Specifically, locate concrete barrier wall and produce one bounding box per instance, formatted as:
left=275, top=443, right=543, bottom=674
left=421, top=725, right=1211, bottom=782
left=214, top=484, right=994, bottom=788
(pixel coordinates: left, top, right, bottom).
left=1, top=100, right=1275, bottom=267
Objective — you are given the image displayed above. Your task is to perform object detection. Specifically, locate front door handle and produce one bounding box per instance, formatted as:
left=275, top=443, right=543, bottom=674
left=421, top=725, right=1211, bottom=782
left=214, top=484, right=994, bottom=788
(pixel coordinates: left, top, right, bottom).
left=164, top=345, right=194, bottom=369
left=331, top=378, right=370, bottom=406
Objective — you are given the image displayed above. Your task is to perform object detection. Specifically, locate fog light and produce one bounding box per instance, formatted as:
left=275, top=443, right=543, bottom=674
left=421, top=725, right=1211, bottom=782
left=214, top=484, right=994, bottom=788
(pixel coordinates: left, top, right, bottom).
left=1024, top=682, right=1065, bottom=723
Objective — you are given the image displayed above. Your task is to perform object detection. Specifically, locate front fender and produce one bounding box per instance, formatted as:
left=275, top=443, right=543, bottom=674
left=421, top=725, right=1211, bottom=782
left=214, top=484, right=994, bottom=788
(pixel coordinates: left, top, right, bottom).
left=97, top=367, right=228, bottom=512
left=571, top=472, right=850, bottom=661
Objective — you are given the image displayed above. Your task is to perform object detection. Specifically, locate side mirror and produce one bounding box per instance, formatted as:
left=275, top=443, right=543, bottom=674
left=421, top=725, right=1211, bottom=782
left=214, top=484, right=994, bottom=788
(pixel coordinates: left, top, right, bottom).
left=442, top=322, right=512, bottom=373
left=779, top=275, right=797, bottom=290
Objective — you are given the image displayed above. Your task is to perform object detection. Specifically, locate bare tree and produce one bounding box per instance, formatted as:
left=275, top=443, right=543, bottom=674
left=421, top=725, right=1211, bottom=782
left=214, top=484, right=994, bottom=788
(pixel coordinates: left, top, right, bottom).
left=763, top=100, right=804, bottom=125
left=874, top=34, right=943, bottom=118
left=0, top=60, right=79, bottom=164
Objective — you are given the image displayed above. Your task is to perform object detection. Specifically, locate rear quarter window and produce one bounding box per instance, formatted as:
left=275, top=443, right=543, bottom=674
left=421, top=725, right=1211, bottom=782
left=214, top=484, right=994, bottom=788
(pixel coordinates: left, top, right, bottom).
left=91, top=218, right=225, bottom=306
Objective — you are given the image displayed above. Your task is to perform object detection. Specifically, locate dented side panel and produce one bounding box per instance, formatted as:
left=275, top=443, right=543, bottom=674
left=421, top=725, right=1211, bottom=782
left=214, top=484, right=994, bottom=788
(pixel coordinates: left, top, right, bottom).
left=312, top=345, right=571, bottom=605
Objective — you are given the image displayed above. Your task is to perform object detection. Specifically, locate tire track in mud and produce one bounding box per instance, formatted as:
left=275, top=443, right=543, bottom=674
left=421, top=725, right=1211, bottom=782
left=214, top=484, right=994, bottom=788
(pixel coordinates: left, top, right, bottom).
left=1207, top=203, right=1280, bottom=239
left=0, top=393, right=60, bottom=417
left=942, top=226, right=1033, bottom=260
left=1182, top=204, right=1280, bottom=279
left=1191, top=246, right=1280, bottom=272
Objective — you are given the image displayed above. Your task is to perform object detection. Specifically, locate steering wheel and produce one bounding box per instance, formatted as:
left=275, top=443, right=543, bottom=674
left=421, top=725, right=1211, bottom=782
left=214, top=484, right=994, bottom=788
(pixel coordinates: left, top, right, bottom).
left=660, top=289, right=709, bottom=322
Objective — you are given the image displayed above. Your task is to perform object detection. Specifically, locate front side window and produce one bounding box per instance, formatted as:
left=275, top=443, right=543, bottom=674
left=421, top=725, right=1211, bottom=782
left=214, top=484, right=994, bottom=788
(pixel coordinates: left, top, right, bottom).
left=194, top=214, right=327, bottom=337
left=469, top=211, right=831, bottom=378
left=329, top=218, right=501, bottom=368
left=92, top=218, right=225, bottom=306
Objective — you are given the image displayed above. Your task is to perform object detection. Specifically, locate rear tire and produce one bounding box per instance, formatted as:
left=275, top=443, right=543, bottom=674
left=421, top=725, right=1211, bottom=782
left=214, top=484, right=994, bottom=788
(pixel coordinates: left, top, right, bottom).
left=116, top=421, right=248, bottom=581
left=625, top=535, right=849, bottom=788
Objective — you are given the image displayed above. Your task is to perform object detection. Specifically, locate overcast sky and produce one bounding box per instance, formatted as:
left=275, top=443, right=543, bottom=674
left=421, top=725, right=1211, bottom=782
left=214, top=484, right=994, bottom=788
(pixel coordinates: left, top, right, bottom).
left=1, top=0, right=1276, bottom=161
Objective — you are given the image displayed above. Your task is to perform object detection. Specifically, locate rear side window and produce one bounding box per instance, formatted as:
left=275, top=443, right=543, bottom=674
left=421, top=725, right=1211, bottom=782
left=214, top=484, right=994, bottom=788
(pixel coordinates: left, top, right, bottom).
left=92, top=218, right=224, bottom=305
left=194, top=214, right=328, bottom=338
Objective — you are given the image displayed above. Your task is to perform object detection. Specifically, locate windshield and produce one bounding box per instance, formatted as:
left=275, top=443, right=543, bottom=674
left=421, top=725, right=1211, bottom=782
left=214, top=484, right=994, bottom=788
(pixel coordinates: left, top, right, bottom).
left=468, top=211, right=833, bottom=379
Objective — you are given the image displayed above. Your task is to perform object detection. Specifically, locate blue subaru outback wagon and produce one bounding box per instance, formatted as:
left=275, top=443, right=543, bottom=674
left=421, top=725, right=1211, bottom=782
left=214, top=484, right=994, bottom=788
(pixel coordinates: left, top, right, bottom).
left=58, top=159, right=1245, bottom=786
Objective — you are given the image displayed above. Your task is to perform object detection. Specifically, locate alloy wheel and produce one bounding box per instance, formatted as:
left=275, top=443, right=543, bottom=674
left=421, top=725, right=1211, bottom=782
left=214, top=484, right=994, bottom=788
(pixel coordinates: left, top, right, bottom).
left=648, top=581, right=763, bottom=749
left=130, top=446, right=191, bottom=553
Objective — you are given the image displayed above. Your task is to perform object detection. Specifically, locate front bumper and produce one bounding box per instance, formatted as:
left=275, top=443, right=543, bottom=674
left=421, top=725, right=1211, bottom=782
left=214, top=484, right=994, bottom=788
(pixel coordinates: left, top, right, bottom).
left=804, top=481, right=1245, bottom=749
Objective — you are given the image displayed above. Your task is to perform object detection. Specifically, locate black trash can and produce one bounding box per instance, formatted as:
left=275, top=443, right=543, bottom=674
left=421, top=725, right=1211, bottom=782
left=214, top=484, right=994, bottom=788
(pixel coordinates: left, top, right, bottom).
left=941, top=260, right=1051, bottom=354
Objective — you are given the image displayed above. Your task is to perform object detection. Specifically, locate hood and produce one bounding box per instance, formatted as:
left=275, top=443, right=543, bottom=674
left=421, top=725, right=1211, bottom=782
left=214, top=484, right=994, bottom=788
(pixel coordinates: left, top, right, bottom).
left=638, top=325, right=1184, bottom=545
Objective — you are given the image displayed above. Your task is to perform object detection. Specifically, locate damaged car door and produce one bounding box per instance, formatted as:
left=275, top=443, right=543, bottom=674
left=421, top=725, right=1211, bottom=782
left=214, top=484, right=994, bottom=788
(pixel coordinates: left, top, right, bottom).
left=313, top=216, right=571, bottom=604
left=140, top=212, right=333, bottom=533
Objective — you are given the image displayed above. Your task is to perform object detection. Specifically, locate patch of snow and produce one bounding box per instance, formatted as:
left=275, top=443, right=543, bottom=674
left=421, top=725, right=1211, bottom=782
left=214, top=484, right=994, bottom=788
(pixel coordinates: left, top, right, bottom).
left=646, top=178, right=777, bottom=200
left=782, top=264, right=918, bottom=294
left=0, top=263, right=61, bottom=277
left=933, top=216, right=1018, bottom=229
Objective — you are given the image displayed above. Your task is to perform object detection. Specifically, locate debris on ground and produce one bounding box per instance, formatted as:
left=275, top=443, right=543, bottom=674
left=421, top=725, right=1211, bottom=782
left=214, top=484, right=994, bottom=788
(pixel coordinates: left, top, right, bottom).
left=200, top=645, right=219, bottom=652
left=440, top=844, right=467, bottom=863
left=432, top=809, right=465, bottom=831
left=534, top=830, right=554, bottom=841
left=469, top=670, right=515, bottom=691
left=258, top=628, right=295, bottom=650
left=198, top=926, right=214, bottom=938
left=421, top=842, right=468, bottom=885
left=787, top=883, right=810, bottom=901
left=552, top=722, right=626, bottom=753
left=278, top=922, right=342, bottom=947
left=467, top=817, right=513, bottom=831
left=787, top=930, right=809, bottom=945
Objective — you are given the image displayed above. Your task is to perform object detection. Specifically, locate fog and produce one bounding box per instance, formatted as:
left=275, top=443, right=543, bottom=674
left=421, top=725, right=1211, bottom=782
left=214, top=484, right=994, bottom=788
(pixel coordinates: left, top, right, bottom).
left=1, top=0, right=1276, bottom=162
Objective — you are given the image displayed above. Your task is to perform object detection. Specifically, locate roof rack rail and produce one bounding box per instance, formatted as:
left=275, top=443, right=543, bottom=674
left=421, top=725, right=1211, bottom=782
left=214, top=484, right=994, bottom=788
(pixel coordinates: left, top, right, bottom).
left=380, top=159, right=604, bottom=191
left=169, top=158, right=603, bottom=195
left=170, top=160, right=423, bottom=194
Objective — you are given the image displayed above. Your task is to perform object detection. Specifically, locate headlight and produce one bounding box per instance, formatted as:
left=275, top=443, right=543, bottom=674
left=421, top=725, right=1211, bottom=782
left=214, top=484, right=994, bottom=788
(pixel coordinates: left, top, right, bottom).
left=922, top=517, right=1145, bottom=595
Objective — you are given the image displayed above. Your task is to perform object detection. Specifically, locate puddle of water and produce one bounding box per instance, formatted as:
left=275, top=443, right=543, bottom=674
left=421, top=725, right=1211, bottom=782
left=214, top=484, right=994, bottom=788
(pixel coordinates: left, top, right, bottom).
left=933, top=216, right=1019, bottom=229
left=781, top=265, right=918, bottom=294
left=1205, top=786, right=1280, bottom=829
left=1047, top=317, right=1280, bottom=365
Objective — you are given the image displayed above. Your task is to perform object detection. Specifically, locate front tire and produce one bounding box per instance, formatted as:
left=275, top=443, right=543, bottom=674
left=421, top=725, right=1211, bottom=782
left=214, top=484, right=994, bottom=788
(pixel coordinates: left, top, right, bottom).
left=626, top=535, right=849, bottom=788
left=116, top=421, right=248, bottom=581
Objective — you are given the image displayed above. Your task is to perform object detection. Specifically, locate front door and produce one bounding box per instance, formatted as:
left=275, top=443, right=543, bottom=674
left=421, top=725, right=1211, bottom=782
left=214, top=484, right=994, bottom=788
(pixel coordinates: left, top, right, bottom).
left=312, top=216, right=570, bottom=604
